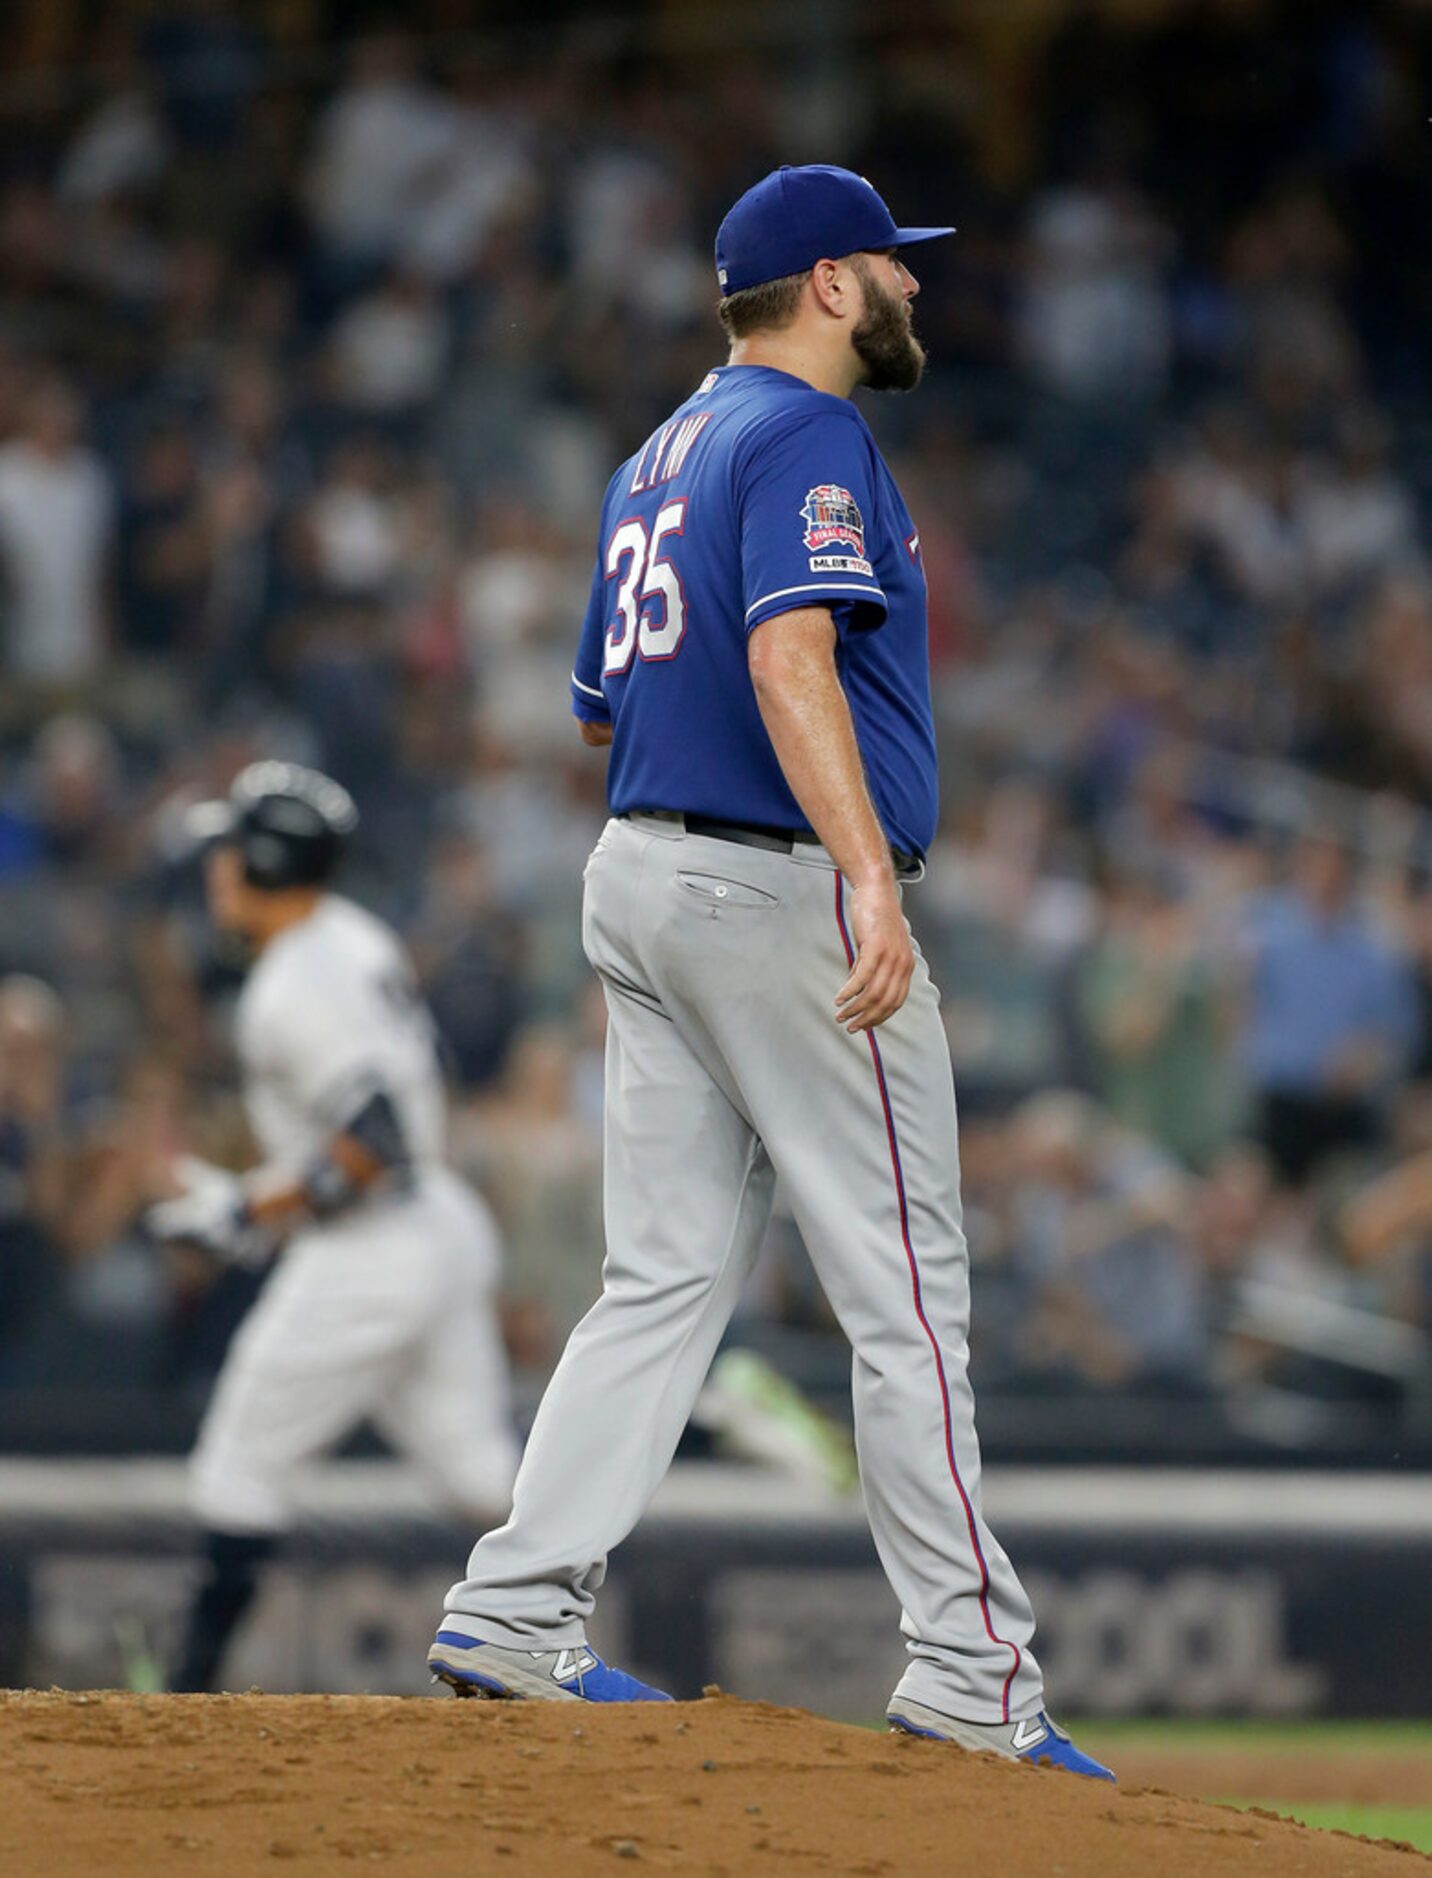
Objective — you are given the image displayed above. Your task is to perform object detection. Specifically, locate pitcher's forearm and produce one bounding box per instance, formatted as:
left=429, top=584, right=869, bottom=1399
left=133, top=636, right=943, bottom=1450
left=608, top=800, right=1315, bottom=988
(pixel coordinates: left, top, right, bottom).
left=748, top=607, right=894, bottom=889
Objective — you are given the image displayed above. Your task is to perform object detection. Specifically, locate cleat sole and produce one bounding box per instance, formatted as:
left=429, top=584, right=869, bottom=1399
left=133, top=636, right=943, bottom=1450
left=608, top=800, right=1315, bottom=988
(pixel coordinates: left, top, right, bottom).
left=432, top=1665, right=518, bottom=1701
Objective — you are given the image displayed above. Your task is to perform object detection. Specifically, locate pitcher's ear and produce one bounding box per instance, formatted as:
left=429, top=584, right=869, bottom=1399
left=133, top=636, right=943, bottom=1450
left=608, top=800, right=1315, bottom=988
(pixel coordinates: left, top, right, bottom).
left=810, top=257, right=851, bottom=318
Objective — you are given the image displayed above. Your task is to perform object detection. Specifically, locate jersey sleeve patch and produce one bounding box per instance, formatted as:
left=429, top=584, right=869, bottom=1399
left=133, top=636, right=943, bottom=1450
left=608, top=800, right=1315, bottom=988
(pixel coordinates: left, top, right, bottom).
left=801, top=484, right=866, bottom=557
left=802, top=484, right=874, bottom=577
left=808, top=552, right=875, bottom=576
left=739, top=412, right=888, bottom=637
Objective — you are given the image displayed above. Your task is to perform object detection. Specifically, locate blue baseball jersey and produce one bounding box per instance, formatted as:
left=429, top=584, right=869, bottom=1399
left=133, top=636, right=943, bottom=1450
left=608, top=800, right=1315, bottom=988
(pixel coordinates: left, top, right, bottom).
left=569, top=363, right=939, bottom=857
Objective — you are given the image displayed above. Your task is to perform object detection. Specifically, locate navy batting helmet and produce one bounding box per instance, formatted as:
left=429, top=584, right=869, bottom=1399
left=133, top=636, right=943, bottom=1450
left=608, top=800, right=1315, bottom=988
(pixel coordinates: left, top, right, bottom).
left=186, top=761, right=359, bottom=890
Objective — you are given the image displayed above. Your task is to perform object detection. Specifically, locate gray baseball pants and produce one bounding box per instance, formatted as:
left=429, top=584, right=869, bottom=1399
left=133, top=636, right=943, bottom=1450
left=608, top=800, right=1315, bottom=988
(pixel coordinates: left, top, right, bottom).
left=443, top=812, right=1044, bottom=1722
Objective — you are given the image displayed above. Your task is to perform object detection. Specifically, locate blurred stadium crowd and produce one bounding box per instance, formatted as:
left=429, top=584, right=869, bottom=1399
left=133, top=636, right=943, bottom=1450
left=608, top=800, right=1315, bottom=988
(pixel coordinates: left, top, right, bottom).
left=0, top=0, right=1430, bottom=1456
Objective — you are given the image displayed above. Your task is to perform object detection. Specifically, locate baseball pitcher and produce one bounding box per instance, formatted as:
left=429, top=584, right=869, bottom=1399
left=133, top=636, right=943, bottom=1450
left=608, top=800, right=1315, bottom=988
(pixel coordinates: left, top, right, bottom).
left=427, top=167, right=1112, bottom=1779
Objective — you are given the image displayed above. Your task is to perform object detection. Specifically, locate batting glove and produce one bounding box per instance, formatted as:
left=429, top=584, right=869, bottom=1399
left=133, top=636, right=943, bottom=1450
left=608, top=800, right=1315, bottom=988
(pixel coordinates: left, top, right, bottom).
left=145, top=1156, right=274, bottom=1269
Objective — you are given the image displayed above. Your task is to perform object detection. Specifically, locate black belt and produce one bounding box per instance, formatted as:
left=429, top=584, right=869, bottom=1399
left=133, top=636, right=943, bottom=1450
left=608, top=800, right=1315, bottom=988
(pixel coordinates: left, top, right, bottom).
left=628, top=810, right=921, bottom=876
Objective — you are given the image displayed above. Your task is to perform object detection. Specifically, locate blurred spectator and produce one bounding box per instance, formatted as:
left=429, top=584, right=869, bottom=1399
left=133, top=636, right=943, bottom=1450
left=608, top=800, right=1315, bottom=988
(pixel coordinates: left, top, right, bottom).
left=1227, top=188, right=1358, bottom=417
left=456, top=497, right=595, bottom=755
left=1182, top=1141, right=1393, bottom=1404
left=0, top=976, right=69, bottom=1372
left=408, top=830, right=526, bottom=1088
left=1073, top=863, right=1236, bottom=1168
left=323, top=269, right=449, bottom=421
left=399, top=53, right=538, bottom=284
left=192, top=353, right=305, bottom=697
left=0, top=378, right=113, bottom=691
left=1346, top=578, right=1432, bottom=792
left=567, top=137, right=704, bottom=324
left=1187, top=1143, right=1288, bottom=1299
left=57, top=84, right=170, bottom=205
left=1301, top=411, right=1419, bottom=603
left=297, top=437, right=406, bottom=602
left=116, top=422, right=208, bottom=659
left=56, top=1053, right=193, bottom=1359
left=1128, top=406, right=1306, bottom=612
left=285, top=603, right=398, bottom=797
left=305, top=33, right=449, bottom=277
left=0, top=714, right=124, bottom=885
left=63, top=191, right=170, bottom=314
left=1004, top=1093, right=1207, bottom=1391
left=27, top=714, right=124, bottom=872
left=1019, top=178, right=1172, bottom=402
left=919, top=782, right=1095, bottom=1108
left=1240, top=836, right=1417, bottom=1183
left=454, top=1022, right=603, bottom=1377
left=1339, top=1122, right=1432, bottom=1367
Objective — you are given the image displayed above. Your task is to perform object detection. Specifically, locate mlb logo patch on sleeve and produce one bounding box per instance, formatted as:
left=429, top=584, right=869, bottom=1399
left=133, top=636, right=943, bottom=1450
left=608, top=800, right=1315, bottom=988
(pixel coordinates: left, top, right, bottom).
left=801, top=484, right=873, bottom=576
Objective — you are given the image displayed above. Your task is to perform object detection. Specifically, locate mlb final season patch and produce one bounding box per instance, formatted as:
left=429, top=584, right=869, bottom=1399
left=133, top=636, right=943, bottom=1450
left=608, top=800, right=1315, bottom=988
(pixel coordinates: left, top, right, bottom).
left=801, top=484, right=866, bottom=558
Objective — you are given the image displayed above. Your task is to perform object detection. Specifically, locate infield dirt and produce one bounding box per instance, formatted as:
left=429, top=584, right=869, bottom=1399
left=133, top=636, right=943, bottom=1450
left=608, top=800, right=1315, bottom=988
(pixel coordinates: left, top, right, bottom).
left=4, top=1688, right=1427, bottom=1876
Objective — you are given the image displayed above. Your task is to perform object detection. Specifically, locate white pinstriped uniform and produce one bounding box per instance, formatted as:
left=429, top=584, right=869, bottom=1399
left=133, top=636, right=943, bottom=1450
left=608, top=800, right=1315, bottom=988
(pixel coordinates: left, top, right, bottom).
left=191, top=896, right=520, bottom=1534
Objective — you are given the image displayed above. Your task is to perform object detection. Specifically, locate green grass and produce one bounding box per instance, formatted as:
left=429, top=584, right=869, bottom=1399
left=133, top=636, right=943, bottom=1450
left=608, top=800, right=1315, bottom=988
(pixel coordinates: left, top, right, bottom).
left=1226, top=1803, right=1432, bottom=1855
left=1074, top=1718, right=1432, bottom=1753
left=870, top=1718, right=1432, bottom=1849
left=1067, top=1720, right=1432, bottom=1856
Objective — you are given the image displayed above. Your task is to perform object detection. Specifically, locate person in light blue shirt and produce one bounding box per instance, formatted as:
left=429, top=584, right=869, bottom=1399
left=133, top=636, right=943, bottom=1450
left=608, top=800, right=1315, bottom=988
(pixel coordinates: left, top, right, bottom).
left=1241, top=835, right=1416, bottom=1182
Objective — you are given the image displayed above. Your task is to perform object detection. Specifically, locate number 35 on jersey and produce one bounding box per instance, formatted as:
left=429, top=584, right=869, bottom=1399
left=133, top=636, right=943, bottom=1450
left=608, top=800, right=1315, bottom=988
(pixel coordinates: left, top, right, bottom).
left=603, top=500, right=687, bottom=674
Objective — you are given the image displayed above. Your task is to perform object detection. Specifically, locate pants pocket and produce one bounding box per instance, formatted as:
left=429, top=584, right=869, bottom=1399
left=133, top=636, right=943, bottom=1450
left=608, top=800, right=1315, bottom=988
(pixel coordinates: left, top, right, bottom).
left=674, top=869, right=781, bottom=911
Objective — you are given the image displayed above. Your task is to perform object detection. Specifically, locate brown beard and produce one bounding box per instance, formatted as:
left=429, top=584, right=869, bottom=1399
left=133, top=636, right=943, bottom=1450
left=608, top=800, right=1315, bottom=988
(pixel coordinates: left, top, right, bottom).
left=850, top=255, right=926, bottom=392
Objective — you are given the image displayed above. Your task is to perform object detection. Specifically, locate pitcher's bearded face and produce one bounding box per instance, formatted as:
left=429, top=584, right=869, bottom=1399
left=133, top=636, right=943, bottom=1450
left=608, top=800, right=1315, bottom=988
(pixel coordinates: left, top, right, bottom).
left=850, top=256, right=926, bottom=392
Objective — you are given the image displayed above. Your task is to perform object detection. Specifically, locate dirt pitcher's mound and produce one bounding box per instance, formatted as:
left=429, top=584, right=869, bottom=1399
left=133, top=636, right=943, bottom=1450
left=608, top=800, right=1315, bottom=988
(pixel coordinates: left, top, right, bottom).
left=3, top=1689, right=1427, bottom=1877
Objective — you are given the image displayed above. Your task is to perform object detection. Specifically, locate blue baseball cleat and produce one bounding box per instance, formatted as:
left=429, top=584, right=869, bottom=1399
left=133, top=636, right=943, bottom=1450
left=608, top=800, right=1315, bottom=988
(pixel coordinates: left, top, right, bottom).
left=886, top=1699, right=1115, bottom=1781
left=428, top=1629, right=673, bottom=1703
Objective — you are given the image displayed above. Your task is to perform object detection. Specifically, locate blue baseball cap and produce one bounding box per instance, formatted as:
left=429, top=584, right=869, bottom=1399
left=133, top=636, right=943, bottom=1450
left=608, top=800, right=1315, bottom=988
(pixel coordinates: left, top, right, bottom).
left=715, top=164, right=955, bottom=296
